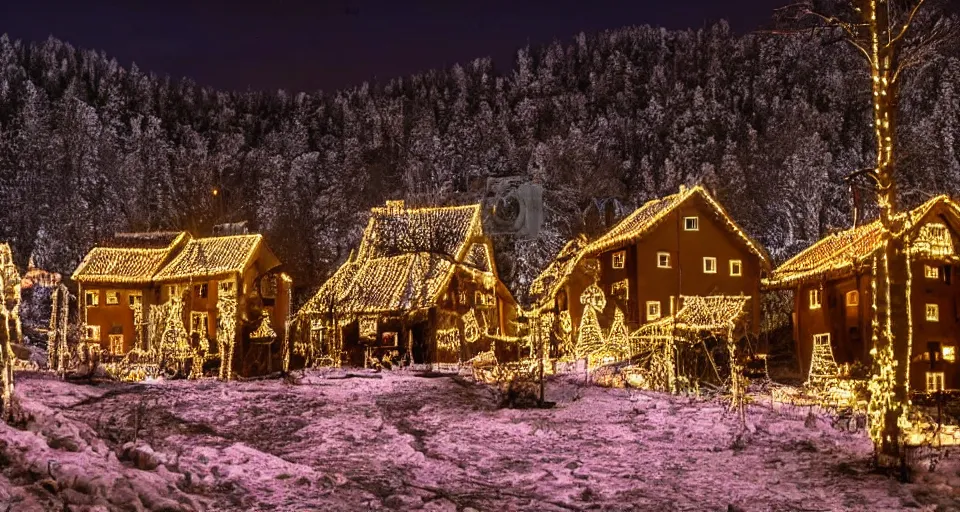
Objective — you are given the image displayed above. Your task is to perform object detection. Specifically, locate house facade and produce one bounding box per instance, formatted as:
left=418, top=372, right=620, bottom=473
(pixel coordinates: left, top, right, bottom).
left=295, top=200, right=518, bottom=368
left=72, top=232, right=292, bottom=378
left=530, top=185, right=771, bottom=360
left=764, top=195, right=960, bottom=393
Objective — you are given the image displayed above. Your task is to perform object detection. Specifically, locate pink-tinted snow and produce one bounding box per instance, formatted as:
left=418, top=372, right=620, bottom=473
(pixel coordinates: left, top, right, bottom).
left=3, top=370, right=959, bottom=511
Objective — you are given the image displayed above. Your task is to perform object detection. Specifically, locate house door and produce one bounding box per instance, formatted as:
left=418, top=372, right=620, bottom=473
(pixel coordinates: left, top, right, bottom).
left=411, top=321, right=429, bottom=364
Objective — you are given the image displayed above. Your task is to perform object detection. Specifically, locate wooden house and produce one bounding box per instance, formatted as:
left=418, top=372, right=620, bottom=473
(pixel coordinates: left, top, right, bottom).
left=529, top=185, right=771, bottom=360
left=72, top=232, right=292, bottom=378
left=764, top=195, right=960, bottom=392
left=296, top=200, right=518, bottom=368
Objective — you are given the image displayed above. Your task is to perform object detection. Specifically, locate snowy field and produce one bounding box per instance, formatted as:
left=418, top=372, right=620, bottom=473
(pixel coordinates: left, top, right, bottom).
left=3, top=370, right=960, bottom=512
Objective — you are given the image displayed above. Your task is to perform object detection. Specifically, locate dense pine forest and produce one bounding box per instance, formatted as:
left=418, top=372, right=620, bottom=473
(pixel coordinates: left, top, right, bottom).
left=0, top=20, right=958, bottom=303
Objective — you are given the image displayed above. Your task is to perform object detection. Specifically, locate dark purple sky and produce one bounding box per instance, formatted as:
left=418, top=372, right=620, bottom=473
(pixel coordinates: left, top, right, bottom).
left=1, top=0, right=788, bottom=93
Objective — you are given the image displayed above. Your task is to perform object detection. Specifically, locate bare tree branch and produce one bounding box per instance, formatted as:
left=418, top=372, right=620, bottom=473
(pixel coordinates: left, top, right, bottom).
left=887, top=0, right=927, bottom=47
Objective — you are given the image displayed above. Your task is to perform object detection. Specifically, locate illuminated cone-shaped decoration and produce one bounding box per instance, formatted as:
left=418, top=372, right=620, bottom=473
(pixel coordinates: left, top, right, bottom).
left=604, top=307, right=629, bottom=361
left=575, top=306, right=604, bottom=361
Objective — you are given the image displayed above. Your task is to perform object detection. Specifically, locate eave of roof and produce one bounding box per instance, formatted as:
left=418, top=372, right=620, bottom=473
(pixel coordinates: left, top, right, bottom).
left=764, top=195, right=960, bottom=288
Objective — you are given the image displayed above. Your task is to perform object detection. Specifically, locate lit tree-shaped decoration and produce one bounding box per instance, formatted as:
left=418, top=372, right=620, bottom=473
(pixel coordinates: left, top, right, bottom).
left=603, top=307, right=630, bottom=362
left=0, top=245, right=20, bottom=420
left=557, top=310, right=574, bottom=359
left=575, top=283, right=606, bottom=362
left=217, top=279, right=239, bottom=380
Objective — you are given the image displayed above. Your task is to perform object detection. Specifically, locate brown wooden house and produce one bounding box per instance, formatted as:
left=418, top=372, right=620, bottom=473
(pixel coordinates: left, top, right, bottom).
left=295, top=200, right=518, bottom=368
left=764, top=195, right=960, bottom=392
left=529, top=185, right=771, bottom=360
left=72, top=232, right=292, bottom=378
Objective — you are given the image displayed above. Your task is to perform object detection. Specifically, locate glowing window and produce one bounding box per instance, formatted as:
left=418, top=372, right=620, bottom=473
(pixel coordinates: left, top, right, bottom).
left=611, top=279, right=629, bottom=300
left=128, top=293, right=142, bottom=307
left=684, top=217, right=699, bottom=231
left=703, top=257, right=717, bottom=274
left=190, top=312, right=209, bottom=335
left=729, top=260, right=742, bottom=276
left=85, top=291, right=100, bottom=307
left=108, top=334, right=124, bottom=355
left=194, top=284, right=209, bottom=299
left=926, top=304, right=940, bottom=322
left=813, top=332, right=830, bottom=347
left=85, top=325, right=101, bottom=341
left=925, top=265, right=940, bottom=279
left=657, top=252, right=671, bottom=268
left=846, top=291, right=859, bottom=307
left=166, top=285, right=181, bottom=300
left=612, top=251, right=626, bottom=269
left=646, top=301, right=661, bottom=321
left=944, top=346, right=956, bottom=363
left=809, top=289, right=822, bottom=309
left=218, top=280, right=235, bottom=293
left=105, top=291, right=120, bottom=305
left=926, top=372, right=945, bottom=393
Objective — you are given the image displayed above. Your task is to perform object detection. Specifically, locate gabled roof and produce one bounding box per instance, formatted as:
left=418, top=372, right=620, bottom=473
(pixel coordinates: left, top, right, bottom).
left=300, top=254, right=455, bottom=315
left=154, top=234, right=273, bottom=281
left=528, top=186, right=769, bottom=310
left=299, top=200, right=514, bottom=318
left=72, top=232, right=189, bottom=285
left=529, top=235, right=588, bottom=307
left=356, top=201, right=481, bottom=262
left=765, top=195, right=960, bottom=288
left=583, top=185, right=768, bottom=263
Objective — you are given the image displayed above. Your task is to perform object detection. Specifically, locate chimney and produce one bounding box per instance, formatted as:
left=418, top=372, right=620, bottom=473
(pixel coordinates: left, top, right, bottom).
left=385, top=200, right=405, bottom=214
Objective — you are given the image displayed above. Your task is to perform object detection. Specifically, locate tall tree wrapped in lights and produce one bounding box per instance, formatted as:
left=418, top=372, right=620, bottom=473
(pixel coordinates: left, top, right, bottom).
left=789, top=0, right=954, bottom=468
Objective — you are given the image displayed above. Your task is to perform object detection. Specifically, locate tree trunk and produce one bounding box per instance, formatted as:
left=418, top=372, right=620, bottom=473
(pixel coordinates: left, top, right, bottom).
left=864, top=0, right=911, bottom=468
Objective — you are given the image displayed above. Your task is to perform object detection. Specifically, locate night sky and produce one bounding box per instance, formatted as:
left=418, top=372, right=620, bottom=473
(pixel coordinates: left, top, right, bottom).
left=1, top=0, right=788, bottom=93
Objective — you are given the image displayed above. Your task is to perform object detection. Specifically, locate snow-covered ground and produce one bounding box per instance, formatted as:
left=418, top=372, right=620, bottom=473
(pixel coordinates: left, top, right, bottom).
left=3, top=370, right=959, bottom=511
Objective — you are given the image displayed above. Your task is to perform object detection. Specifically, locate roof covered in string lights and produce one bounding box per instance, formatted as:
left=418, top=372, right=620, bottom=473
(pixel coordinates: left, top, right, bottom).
left=765, top=195, right=960, bottom=288
left=72, top=232, right=283, bottom=285
left=300, top=200, right=514, bottom=317
left=72, top=232, right=189, bottom=285
left=357, top=201, right=481, bottom=261
left=528, top=235, right=588, bottom=307
left=154, top=234, right=276, bottom=281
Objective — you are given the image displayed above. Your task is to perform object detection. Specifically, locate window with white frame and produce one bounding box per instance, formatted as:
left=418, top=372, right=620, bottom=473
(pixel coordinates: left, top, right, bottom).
left=85, top=290, right=99, bottom=307
left=809, top=289, right=822, bottom=309
left=128, top=293, right=142, bottom=307
left=657, top=252, right=671, bottom=268
left=927, top=372, right=945, bottom=393
left=612, top=250, right=626, bottom=269
left=684, top=217, right=699, bottom=231
left=106, top=290, right=120, bottom=305
left=927, top=303, right=940, bottom=322
left=703, top=257, right=717, bottom=274
left=846, top=290, right=859, bottom=307
left=85, top=325, right=101, bottom=341
left=729, top=260, right=742, bottom=276
left=646, top=301, right=661, bottom=321
left=166, top=285, right=181, bottom=300
left=925, top=265, right=940, bottom=279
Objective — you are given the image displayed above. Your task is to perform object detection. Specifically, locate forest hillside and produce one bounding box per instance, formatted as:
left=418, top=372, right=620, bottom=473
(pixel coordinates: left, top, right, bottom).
left=0, top=20, right=958, bottom=303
